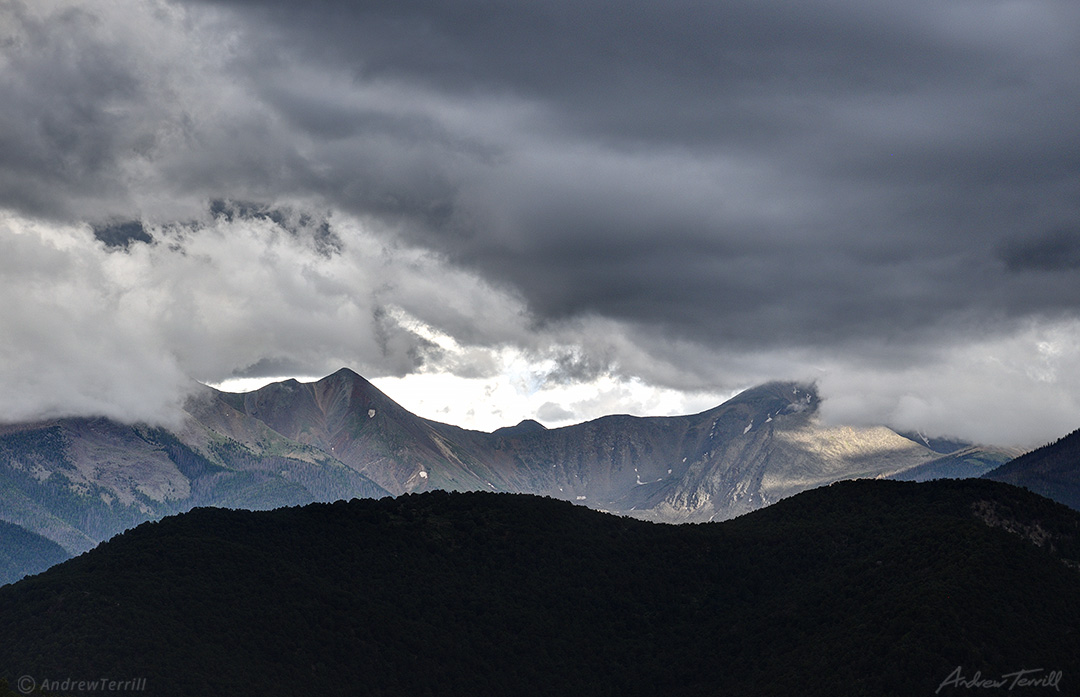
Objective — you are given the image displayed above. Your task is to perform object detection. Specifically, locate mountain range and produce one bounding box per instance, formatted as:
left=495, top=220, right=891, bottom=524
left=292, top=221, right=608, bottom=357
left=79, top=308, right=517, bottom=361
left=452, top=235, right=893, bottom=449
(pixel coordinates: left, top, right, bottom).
left=3, top=368, right=1080, bottom=694
left=2, top=480, right=1078, bottom=696
left=1, top=368, right=1021, bottom=566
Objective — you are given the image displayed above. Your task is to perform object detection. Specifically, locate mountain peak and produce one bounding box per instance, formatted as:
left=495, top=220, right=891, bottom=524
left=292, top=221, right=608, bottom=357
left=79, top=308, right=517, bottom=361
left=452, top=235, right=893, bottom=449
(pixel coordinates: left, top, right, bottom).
left=493, top=419, right=548, bottom=437
left=699, top=380, right=818, bottom=420
left=326, top=367, right=363, bottom=381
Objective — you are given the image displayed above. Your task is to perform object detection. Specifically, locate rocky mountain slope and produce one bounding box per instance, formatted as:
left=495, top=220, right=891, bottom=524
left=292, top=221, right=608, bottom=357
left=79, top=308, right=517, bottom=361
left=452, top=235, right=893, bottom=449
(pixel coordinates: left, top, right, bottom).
left=891, top=445, right=1020, bottom=483
left=1, top=481, right=1077, bottom=697
left=0, top=368, right=1002, bottom=558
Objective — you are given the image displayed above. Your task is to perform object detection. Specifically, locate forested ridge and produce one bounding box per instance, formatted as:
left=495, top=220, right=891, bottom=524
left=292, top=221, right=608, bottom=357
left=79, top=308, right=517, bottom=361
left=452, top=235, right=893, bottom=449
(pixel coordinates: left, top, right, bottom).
left=2, top=479, right=1079, bottom=697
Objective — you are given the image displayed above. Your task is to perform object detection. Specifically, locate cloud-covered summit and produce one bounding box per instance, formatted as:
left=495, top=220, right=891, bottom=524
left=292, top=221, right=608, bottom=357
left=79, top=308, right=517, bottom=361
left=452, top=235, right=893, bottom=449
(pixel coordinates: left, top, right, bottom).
left=2, top=0, right=1080, bottom=445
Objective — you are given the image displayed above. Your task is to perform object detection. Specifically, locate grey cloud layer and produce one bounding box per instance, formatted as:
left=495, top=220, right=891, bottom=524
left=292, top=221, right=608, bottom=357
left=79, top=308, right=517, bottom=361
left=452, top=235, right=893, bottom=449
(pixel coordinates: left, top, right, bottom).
left=177, top=0, right=1080, bottom=350
left=3, top=0, right=1080, bottom=444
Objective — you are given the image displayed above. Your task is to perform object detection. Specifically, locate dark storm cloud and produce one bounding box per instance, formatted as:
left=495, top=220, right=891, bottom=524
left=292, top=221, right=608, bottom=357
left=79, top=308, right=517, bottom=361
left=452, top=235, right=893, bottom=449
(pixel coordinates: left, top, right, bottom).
left=92, top=221, right=153, bottom=249
left=201, top=0, right=995, bottom=142
left=1001, top=228, right=1080, bottom=272
left=171, top=0, right=1080, bottom=354
left=0, top=3, right=143, bottom=216
left=232, top=356, right=317, bottom=380
left=6, top=0, right=1080, bottom=443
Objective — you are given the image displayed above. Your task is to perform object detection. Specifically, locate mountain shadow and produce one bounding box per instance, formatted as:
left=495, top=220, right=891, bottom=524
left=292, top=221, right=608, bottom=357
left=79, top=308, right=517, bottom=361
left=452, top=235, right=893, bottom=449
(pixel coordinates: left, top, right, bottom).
left=0, top=520, right=69, bottom=587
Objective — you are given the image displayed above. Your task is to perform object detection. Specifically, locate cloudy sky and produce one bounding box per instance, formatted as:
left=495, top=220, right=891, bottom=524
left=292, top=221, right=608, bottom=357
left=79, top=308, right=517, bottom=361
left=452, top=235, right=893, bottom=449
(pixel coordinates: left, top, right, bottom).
left=2, top=0, right=1080, bottom=447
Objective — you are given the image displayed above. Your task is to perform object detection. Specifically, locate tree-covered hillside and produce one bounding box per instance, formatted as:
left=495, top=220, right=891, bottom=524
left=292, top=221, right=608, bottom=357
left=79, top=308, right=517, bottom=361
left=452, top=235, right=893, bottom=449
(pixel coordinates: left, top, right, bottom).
left=985, top=427, right=1080, bottom=510
left=1, top=480, right=1078, bottom=697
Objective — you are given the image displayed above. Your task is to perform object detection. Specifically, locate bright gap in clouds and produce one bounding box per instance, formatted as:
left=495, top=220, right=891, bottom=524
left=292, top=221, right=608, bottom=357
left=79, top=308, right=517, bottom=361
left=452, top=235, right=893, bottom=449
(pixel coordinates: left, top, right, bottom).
left=210, top=371, right=735, bottom=433
left=366, top=310, right=737, bottom=431
left=208, top=376, right=323, bottom=395
left=209, top=322, right=737, bottom=433
left=370, top=371, right=737, bottom=433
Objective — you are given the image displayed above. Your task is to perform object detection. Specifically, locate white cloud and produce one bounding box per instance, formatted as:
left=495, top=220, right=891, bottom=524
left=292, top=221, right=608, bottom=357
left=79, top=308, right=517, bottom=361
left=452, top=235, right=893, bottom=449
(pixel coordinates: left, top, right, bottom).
left=0, top=213, right=192, bottom=425
left=0, top=208, right=493, bottom=423
left=6, top=208, right=1080, bottom=446
left=371, top=369, right=733, bottom=432
left=817, top=318, right=1080, bottom=448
